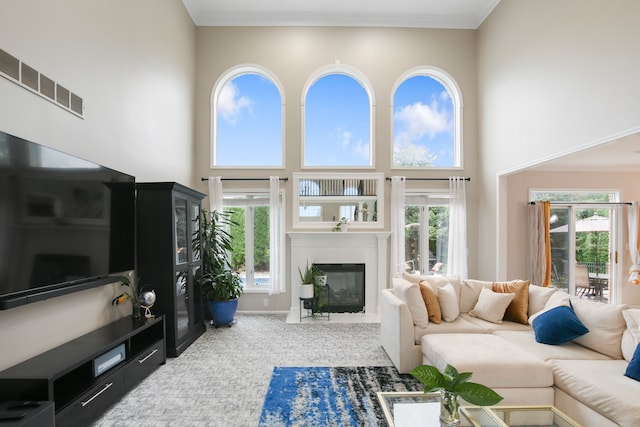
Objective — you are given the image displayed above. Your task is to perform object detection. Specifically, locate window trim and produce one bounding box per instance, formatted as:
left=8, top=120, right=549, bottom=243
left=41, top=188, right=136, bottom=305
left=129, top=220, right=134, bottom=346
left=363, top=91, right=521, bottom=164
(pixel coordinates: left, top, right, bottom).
left=301, top=63, right=376, bottom=169
left=222, top=188, right=286, bottom=294
left=210, top=64, right=286, bottom=169
left=391, top=66, right=464, bottom=170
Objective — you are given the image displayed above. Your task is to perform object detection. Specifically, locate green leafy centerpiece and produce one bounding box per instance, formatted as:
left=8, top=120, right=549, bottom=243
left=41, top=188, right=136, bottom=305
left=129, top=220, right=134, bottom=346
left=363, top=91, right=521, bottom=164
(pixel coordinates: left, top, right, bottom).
left=410, top=364, right=503, bottom=427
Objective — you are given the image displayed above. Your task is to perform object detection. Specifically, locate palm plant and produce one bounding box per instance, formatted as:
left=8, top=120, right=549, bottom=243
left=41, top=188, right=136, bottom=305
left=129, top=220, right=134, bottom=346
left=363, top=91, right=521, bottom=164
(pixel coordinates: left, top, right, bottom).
left=199, top=209, right=243, bottom=302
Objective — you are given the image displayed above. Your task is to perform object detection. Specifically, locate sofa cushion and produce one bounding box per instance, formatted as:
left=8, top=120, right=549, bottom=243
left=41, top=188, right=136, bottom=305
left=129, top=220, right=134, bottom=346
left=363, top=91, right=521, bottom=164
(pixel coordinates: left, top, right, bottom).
left=413, top=316, right=484, bottom=344
left=422, top=334, right=553, bottom=388
left=622, top=309, right=640, bottom=361
left=492, top=280, right=530, bottom=324
left=462, top=314, right=532, bottom=333
left=625, top=344, right=640, bottom=381
left=551, top=359, right=640, bottom=427
left=527, top=285, right=558, bottom=316
left=418, top=281, right=441, bottom=324
left=436, top=283, right=460, bottom=322
left=571, top=298, right=628, bottom=359
left=531, top=304, right=589, bottom=345
left=494, top=331, right=612, bottom=361
left=459, top=279, right=493, bottom=313
left=392, top=277, right=429, bottom=328
left=469, top=287, right=515, bottom=324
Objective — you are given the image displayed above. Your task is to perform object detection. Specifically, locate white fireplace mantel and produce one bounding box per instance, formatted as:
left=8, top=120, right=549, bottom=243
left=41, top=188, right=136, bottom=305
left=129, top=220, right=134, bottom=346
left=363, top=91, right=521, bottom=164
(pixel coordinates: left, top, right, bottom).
left=287, top=232, right=390, bottom=315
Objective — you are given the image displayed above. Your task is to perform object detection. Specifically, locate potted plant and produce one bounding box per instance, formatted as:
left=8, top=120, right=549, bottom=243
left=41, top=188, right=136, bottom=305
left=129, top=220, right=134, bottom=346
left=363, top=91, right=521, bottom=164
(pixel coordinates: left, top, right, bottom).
left=112, top=273, right=142, bottom=321
left=200, top=209, right=243, bottom=327
left=313, top=267, right=328, bottom=312
left=410, top=364, right=503, bottom=427
left=298, top=261, right=317, bottom=299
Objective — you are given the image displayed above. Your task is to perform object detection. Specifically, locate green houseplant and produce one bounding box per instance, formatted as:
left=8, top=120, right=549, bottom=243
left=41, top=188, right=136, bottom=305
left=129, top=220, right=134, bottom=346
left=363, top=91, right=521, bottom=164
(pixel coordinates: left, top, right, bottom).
left=298, top=261, right=318, bottom=299
left=200, top=209, right=243, bottom=326
left=410, top=364, right=503, bottom=427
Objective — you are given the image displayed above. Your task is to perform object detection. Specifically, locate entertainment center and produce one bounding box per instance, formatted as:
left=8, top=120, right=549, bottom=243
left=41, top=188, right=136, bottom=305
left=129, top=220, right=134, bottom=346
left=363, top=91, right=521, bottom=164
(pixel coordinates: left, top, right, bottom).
left=0, top=316, right=165, bottom=426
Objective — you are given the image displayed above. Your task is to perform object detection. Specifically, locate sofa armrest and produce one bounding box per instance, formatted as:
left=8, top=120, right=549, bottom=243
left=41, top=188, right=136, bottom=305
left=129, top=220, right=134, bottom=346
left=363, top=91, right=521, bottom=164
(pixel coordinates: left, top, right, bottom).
left=380, top=288, right=422, bottom=373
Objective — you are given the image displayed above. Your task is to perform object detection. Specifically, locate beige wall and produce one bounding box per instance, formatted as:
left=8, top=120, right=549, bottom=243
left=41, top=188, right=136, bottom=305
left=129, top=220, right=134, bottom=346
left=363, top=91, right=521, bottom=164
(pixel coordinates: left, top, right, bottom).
left=477, top=0, right=640, bottom=280
left=193, top=26, right=479, bottom=311
left=0, top=0, right=195, bottom=371
left=505, top=170, right=640, bottom=305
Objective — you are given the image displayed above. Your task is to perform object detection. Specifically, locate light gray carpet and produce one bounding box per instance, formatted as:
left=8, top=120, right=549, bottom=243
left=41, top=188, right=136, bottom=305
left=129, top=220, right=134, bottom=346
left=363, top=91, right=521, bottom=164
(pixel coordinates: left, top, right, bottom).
left=92, top=314, right=392, bottom=427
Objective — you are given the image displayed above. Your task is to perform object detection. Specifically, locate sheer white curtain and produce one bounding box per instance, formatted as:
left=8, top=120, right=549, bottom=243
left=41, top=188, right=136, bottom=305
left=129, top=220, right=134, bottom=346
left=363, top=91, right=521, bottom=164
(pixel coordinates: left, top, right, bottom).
left=447, top=177, right=468, bottom=279
left=207, top=176, right=223, bottom=213
left=390, top=176, right=406, bottom=277
left=269, top=176, right=285, bottom=295
left=628, top=202, right=640, bottom=285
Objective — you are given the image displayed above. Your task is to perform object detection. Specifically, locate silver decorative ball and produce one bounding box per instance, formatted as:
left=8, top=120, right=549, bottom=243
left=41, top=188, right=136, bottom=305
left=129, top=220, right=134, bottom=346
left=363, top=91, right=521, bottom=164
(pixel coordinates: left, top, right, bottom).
left=139, top=290, right=156, bottom=307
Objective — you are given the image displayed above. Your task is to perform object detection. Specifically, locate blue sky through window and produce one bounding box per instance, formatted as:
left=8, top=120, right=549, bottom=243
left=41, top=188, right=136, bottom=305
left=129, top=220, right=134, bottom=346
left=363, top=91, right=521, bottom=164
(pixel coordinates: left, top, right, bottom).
left=304, top=73, right=371, bottom=167
left=216, top=73, right=282, bottom=166
left=393, top=75, right=455, bottom=167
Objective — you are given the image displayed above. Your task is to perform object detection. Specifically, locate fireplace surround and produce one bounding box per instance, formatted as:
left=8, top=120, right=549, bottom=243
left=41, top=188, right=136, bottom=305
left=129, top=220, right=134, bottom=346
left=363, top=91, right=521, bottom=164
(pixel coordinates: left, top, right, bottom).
left=288, top=232, right=389, bottom=318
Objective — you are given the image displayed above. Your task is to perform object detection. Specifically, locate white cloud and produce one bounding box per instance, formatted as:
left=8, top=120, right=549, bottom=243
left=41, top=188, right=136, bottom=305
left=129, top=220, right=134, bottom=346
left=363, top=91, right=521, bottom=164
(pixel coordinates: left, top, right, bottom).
left=218, top=82, right=252, bottom=125
left=394, top=100, right=451, bottom=143
left=342, top=130, right=352, bottom=149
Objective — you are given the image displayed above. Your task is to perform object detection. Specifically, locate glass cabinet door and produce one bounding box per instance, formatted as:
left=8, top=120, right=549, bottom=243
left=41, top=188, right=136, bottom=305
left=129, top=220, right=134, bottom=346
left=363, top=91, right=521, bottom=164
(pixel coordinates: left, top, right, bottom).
left=191, top=203, right=201, bottom=261
left=175, top=198, right=188, bottom=265
left=175, top=269, right=190, bottom=341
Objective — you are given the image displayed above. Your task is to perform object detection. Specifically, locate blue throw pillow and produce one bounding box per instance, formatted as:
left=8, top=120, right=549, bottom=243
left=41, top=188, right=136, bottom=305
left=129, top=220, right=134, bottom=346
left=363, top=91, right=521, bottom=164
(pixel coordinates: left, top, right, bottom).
left=624, top=344, right=640, bottom=381
left=532, top=305, right=589, bottom=345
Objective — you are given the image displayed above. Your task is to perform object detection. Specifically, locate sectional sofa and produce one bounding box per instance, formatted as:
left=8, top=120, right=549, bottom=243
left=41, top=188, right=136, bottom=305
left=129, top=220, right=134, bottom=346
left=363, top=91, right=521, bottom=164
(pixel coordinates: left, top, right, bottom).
left=380, top=273, right=640, bottom=427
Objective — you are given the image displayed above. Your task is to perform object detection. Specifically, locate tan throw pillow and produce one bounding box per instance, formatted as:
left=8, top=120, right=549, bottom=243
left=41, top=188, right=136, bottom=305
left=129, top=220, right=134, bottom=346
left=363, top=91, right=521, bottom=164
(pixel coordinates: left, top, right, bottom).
left=528, top=284, right=558, bottom=316
left=469, top=288, right=515, bottom=324
left=436, top=283, right=460, bottom=322
left=419, top=281, right=442, bottom=324
left=492, top=280, right=530, bottom=325
left=572, top=298, right=628, bottom=359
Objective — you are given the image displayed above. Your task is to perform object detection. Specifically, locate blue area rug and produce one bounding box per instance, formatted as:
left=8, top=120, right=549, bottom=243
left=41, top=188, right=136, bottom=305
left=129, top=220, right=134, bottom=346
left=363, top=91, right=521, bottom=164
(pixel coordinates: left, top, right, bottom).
left=258, top=366, right=422, bottom=427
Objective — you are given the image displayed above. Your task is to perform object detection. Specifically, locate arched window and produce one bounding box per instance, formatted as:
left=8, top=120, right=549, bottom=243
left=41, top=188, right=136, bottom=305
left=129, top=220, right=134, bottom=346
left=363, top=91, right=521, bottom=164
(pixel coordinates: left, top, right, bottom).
left=302, top=65, right=374, bottom=167
left=392, top=67, right=462, bottom=168
left=211, top=65, right=284, bottom=167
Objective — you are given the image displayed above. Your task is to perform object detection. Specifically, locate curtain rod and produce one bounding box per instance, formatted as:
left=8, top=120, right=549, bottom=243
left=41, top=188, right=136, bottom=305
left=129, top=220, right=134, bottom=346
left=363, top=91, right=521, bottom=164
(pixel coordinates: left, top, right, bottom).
left=385, top=177, right=470, bottom=182
left=201, top=177, right=288, bottom=182
left=529, top=201, right=632, bottom=206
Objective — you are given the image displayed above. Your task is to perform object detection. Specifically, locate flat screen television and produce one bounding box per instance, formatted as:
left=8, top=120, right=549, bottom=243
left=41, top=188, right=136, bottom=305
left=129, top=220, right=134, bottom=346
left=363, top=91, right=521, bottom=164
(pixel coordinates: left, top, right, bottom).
left=0, top=130, right=135, bottom=309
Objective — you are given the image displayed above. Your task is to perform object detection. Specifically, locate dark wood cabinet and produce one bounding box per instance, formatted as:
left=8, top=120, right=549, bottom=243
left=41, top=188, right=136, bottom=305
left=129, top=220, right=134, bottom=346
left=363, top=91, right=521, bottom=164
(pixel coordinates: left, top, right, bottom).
left=0, top=316, right=165, bottom=427
left=136, top=182, right=206, bottom=357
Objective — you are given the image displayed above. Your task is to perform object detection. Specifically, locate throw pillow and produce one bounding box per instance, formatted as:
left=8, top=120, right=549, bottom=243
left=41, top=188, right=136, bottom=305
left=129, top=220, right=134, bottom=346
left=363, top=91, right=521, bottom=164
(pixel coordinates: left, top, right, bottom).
left=459, top=279, right=493, bottom=313
left=527, top=285, right=558, bottom=316
left=469, top=287, right=515, bottom=324
left=622, top=309, right=640, bottom=361
left=392, top=277, right=429, bottom=328
left=528, top=290, right=571, bottom=325
left=624, top=344, right=640, bottom=382
left=424, top=275, right=462, bottom=297
left=419, top=281, right=442, bottom=324
left=492, top=280, right=530, bottom=324
left=531, top=304, right=589, bottom=345
left=571, top=298, right=628, bottom=359
left=436, top=283, right=460, bottom=323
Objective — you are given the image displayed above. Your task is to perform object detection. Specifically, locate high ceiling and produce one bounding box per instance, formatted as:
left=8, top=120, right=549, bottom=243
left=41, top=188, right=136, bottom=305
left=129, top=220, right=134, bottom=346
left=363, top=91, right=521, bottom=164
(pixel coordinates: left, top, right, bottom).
left=182, top=0, right=500, bottom=29
left=182, top=0, right=640, bottom=174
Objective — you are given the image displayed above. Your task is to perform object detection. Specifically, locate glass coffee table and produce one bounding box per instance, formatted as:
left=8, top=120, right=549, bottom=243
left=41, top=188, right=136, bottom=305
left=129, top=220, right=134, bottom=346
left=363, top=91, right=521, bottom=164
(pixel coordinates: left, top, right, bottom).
left=377, top=392, right=581, bottom=427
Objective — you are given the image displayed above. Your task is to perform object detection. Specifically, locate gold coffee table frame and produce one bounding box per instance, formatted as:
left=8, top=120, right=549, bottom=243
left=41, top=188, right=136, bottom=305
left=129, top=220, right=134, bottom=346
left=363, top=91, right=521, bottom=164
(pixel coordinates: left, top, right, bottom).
left=377, top=392, right=581, bottom=427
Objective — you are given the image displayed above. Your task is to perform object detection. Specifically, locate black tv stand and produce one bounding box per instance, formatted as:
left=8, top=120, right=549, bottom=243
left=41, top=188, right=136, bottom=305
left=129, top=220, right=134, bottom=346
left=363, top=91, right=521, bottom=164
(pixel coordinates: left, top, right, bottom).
left=0, top=316, right=165, bottom=427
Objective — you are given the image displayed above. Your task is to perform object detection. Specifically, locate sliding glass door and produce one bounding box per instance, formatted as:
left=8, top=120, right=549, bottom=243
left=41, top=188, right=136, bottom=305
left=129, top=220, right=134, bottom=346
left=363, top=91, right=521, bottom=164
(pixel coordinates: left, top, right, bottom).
left=531, top=191, right=620, bottom=303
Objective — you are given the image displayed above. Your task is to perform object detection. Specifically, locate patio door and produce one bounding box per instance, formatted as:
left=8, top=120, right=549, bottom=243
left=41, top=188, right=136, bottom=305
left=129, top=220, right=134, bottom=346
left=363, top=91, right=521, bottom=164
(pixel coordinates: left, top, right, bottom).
left=547, top=205, right=618, bottom=302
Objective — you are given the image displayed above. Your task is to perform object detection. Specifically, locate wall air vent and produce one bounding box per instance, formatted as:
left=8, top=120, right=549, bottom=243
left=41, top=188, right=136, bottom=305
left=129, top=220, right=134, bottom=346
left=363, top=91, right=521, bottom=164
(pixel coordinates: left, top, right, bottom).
left=0, top=47, right=84, bottom=118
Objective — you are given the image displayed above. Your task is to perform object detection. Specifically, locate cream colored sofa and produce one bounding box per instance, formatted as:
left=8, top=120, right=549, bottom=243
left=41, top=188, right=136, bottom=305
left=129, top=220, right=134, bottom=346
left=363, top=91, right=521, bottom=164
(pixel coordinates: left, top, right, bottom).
left=380, top=274, right=640, bottom=427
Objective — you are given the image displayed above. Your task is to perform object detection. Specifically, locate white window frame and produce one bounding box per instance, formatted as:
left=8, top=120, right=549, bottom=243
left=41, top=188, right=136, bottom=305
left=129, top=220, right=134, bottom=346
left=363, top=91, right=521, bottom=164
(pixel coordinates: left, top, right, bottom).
left=210, top=64, right=286, bottom=169
left=391, top=66, right=463, bottom=170
left=222, top=188, right=285, bottom=293
left=301, top=63, right=376, bottom=169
